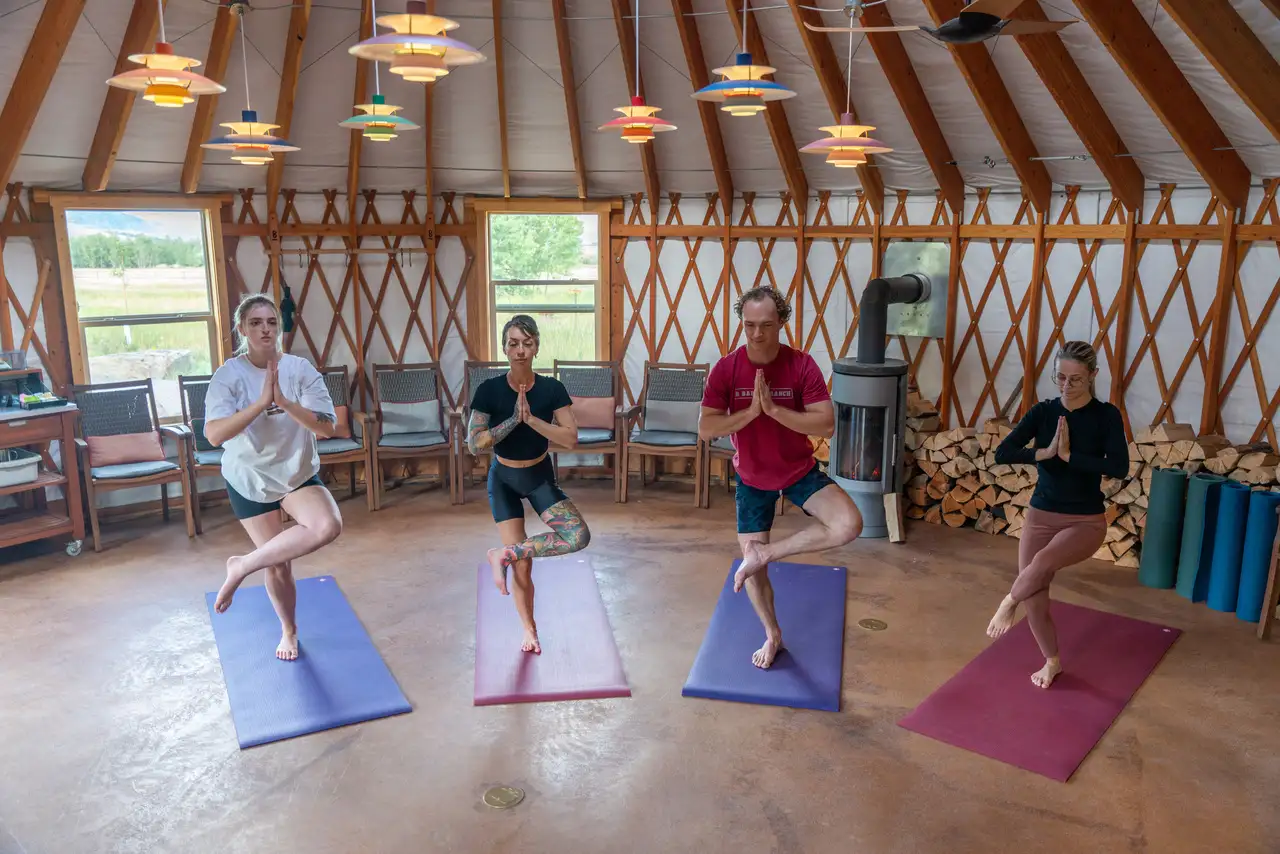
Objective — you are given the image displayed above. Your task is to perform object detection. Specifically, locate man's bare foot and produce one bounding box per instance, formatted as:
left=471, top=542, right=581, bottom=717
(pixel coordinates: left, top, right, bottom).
left=752, top=634, right=783, bottom=669
left=733, top=541, right=770, bottom=593
left=487, top=547, right=510, bottom=595
left=214, top=556, right=254, bottom=613
left=277, top=631, right=299, bottom=661
left=986, top=594, right=1018, bottom=638
left=521, top=626, right=541, bottom=655
left=1031, top=657, right=1062, bottom=689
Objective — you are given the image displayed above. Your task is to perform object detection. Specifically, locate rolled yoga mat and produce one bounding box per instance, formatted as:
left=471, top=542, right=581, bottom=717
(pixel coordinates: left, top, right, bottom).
left=1175, top=473, right=1227, bottom=602
left=1206, top=481, right=1252, bottom=613
left=1139, top=467, right=1189, bottom=589
left=1236, top=491, right=1280, bottom=623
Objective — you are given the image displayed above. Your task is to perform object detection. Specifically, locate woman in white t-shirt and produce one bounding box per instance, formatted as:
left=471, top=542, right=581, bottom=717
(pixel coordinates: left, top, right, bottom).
left=204, top=294, right=344, bottom=661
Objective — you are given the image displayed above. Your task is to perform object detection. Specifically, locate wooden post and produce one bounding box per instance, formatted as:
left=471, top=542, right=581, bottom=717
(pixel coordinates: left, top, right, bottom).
left=1022, top=207, right=1048, bottom=416
left=937, top=213, right=962, bottom=429
left=1201, top=203, right=1240, bottom=435
left=1110, top=206, right=1141, bottom=439
left=1259, top=506, right=1280, bottom=641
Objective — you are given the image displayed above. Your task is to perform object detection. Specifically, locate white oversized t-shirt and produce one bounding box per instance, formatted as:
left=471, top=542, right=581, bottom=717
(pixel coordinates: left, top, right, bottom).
left=204, top=353, right=335, bottom=503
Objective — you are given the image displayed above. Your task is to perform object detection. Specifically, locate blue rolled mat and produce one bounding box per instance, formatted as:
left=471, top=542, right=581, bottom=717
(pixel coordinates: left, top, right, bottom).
left=1139, top=467, right=1188, bottom=589
left=1206, top=481, right=1252, bottom=613
left=1175, top=473, right=1227, bottom=602
left=1236, top=491, right=1280, bottom=623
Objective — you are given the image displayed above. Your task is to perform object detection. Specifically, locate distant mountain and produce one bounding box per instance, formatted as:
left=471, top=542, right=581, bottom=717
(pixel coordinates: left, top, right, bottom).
left=65, top=211, right=155, bottom=237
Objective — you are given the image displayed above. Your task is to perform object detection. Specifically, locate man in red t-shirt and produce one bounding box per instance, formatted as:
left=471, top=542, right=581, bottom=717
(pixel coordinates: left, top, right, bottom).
left=699, top=286, right=863, bottom=669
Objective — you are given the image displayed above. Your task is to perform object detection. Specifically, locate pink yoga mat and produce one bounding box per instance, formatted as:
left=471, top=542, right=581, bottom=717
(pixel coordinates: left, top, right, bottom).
left=898, top=602, right=1181, bottom=782
left=473, top=554, right=631, bottom=706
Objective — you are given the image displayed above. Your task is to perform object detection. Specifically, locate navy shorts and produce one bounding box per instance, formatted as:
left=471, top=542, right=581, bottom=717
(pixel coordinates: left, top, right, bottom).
left=487, top=457, right=570, bottom=523
left=226, top=475, right=325, bottom=520
left=735, top=462, right=836, bottom=535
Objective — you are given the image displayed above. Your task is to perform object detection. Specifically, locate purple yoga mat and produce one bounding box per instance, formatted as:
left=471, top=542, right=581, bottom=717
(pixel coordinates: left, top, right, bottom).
left=898, top=602, right=1181, bottom=782
left=473, top=554, right=631, bottom=706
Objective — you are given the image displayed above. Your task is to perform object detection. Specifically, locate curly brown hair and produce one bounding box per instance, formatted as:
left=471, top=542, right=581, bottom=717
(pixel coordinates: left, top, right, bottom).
left=734, top=286, right=792, bottom=324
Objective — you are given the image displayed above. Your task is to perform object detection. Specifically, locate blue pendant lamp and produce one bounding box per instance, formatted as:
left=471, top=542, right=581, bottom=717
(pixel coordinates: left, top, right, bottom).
left=692, top=0, right=795, bottom=116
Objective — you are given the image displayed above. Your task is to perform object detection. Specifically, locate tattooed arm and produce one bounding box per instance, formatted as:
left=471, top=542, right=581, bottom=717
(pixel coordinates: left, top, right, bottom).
left=467, top=409, right=520, bottom=456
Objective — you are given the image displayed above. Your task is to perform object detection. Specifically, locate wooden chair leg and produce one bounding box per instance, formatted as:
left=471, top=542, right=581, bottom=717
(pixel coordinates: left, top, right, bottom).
left=179, top=473, right=196, bottom=538
left=85, top=476, right=102, bottom=553
left=370, top=446, right=382, bottom=511
left=1258, top=516, right=1280, bottom=641
left=161, top=482, right=170, bottom=522
left=190, top=468, right=205, bottom=536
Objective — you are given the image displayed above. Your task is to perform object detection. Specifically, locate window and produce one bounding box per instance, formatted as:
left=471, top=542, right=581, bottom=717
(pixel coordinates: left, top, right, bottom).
left=487, top=212, right=600, bottom=369
left=51, top=198, right=228, bottom=421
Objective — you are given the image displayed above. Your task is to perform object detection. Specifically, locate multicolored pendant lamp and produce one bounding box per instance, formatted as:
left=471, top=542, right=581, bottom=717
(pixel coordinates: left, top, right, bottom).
left=341, top=0, right=419, bottom=142
left=105, top=0, right=225, bottom=107
left=599, top=1, right=674, bottom=144
left=201, top=12, right=298, bottom=166
left=692, top=0, right=794, bottom=116
left=800, top=20, right=891, bottom=168
left=347, top=1, right=485, bottom=84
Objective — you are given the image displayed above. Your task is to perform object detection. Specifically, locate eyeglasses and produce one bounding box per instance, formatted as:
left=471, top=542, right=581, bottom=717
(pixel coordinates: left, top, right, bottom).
left=1054, top=373, right=1088, bottom=388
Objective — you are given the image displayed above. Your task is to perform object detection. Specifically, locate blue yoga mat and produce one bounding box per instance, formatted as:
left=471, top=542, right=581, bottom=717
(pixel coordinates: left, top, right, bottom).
left=1139, top=467, right=1188, bottom=589
left=1207, top=481, right=1252, bottom=613
left=1175, top=473, right=1226, bottom=602
left=206, top=575, right=412, bottom=748
left=1237, top=491, right=1280, bottom=623
left=682, top=560, right=847, bottom=712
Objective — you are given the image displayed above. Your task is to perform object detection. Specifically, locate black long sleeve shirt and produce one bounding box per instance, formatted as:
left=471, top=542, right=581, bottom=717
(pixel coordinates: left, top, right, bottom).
left=995, top=397, right=1129, bottom=516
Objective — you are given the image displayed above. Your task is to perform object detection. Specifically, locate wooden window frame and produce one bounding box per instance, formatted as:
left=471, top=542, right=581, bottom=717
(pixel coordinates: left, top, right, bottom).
left=43, top=192, right=234, bottom=398
left=468, top=198, right=618, bottom=363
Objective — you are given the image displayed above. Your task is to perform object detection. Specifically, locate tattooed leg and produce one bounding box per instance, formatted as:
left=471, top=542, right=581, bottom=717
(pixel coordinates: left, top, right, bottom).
left=500, top=500, right=591, bottom=563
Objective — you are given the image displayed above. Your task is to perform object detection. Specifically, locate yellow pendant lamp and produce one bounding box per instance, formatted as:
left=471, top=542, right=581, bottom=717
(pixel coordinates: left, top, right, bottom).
left=106, top=0, right=225, bottom=107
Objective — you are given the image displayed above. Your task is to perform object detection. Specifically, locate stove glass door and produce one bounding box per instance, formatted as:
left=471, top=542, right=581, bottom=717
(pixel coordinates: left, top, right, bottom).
left=834, top=403, right=886, bottom=482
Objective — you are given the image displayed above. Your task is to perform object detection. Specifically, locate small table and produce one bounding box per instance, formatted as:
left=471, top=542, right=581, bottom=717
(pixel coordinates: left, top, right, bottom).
left=0, top=402, right=85, bottom=556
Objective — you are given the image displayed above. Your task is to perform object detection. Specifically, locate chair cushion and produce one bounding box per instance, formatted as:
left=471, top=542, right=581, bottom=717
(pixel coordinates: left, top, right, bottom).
left=379, top=430, right=448, bottom=449
left=332, top=404, right=352, bottom=439
left=86, top=431, right=166, bottom=467
left=712, top=435, right=735, bottom=452
left=318, top=437, right=363, bottom=455
left=630, top=429, right=699, bottom=448
left=571, top=396, right=616, bottom=430
left=91, top=460, right=180, bottom=480
left=193, top=449, right=224, bottom=466
left=576, top=428, right=615, bottom=445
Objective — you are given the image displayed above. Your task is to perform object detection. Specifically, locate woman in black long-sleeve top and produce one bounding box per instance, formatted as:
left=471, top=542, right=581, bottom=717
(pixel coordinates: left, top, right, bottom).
left=986, top=341, right=1129, bottom=688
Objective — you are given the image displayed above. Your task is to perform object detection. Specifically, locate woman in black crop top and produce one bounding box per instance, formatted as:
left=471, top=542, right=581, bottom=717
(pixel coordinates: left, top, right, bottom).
left=986, top=341, right=1128, bottom=689
left=465, top=315, right=590, bottom=655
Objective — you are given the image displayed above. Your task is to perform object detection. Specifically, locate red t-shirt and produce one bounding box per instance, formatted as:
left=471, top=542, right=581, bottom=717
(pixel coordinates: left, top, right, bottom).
left=702, top=345, right=831, bottom=491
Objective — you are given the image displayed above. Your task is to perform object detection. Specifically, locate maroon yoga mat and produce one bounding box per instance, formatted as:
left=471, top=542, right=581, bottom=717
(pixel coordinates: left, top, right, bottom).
left=473, top=554, right=631, bottom=706
left=898, top=602, right=1181, bottom=782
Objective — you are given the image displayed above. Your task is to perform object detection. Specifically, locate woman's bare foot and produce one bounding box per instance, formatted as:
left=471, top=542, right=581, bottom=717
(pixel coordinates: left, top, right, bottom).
left=521, top=625, right=541, bottom=655
left=276, top=631, right=299, bottom=661
left=733, top=541, right=770, bottom=593
left=752, top=634, right=783, bottom=669
left=1031, top=657, right=1062, bottom=689
left=214, top=556, right=254, bottom=613
left=986, top=594, right=1018, bottom=638
left=487, top=547, right=510, bottom=595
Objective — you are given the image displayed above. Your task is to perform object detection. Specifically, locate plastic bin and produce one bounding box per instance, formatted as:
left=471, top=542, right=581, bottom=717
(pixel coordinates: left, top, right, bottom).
left=0, top=447, right=40, bottom=488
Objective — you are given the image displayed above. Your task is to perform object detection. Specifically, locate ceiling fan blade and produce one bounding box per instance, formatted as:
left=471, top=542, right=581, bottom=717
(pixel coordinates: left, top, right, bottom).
left=963, top=0, right=1028, bottom=19
left=999, top=19, right=1075, bottom=35
left=803, top=21, right=920, bottom=33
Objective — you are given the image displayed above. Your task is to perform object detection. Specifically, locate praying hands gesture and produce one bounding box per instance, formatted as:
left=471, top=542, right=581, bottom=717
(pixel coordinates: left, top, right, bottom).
left=516, top=384, right=532, bottom=423
left=1034, top=416, right=1071, bottom=462
left=753, top=369, right=777, bottom=417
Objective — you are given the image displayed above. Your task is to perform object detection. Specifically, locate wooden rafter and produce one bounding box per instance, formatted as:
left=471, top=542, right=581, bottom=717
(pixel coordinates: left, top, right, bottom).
left=671, top=0, right=732, bottom=218
left=858, top=3, right=964, bottom=217
left=784, top=1, right=883, bottom=217
left=347, top=0, right=373, bottom=227
left=611, top=0, right=659, bottom=216
left=0, top=0, right=87, bottom=190
left=1261, top=0, right=1280, bottom=19
left=181, top=5, right=238, bottom=194
left=83, top=0, right=168, bottom=192
left=493, top=0, right=511, bottom=198
left=1073, top=0, right=1250, bottom=212
left=551, top=0, right=587, bottom=200
left=723, top=0, right=807, bottom=219
left=919, top=0, right=1051, bottom=214
left=266, top=0, right=312, bottom=221
left=1008, top=3, right=1145, bottom=213
left=1159, top=0, right=1280, bottom=144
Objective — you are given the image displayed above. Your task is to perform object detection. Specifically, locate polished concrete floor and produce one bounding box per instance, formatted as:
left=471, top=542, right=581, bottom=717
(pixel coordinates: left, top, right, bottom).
left=1, top=478, right=1278, bottom=854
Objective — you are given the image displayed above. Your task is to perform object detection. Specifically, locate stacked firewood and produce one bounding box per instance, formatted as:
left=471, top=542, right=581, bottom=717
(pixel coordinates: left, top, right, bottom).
left=900, top=401, right=1279, bottom=567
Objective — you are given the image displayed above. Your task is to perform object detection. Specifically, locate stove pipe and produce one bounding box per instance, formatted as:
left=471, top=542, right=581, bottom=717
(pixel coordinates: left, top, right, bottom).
left=857, top=273, right=930, bottom=364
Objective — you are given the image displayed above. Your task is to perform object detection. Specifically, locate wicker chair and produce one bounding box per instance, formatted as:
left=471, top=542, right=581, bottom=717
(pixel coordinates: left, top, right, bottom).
left=368, top=362, right=454, bottom=510
left=450, top=360, right=509, bottom=505
left=623, top=361, right=709, bottom=506
left=177, top=374, right=220, bottom=534
left=553, top=359, right=626, bottom=502
left=318, top=366, right=375, bottom=511
left=69, top=378, right=196, bottom=552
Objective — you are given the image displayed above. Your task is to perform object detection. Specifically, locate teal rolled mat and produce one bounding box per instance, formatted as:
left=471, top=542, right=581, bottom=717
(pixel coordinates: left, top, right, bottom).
left=1175, top=473, right=1227, bottom=602
left=1206, top=481, right=1252, bottom=613
left=1236, top=490, right=1280, bottom=623
left=1139, top=467, right=1188, bottom=589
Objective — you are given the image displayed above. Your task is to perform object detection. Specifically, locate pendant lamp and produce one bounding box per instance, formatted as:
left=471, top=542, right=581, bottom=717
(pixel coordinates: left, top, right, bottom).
left=201, top=12, right=298, bottom=165
left=106, top=0, right=224, bottom=107
left=341, top=0, right=419, bottom=142
left=799, top=22, right=891, bottom=169
left=348, top=1, right=485, bottom=83
left=692, top=0, right=793, bottom=116
left=599, top=1, right=674, bottom=143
